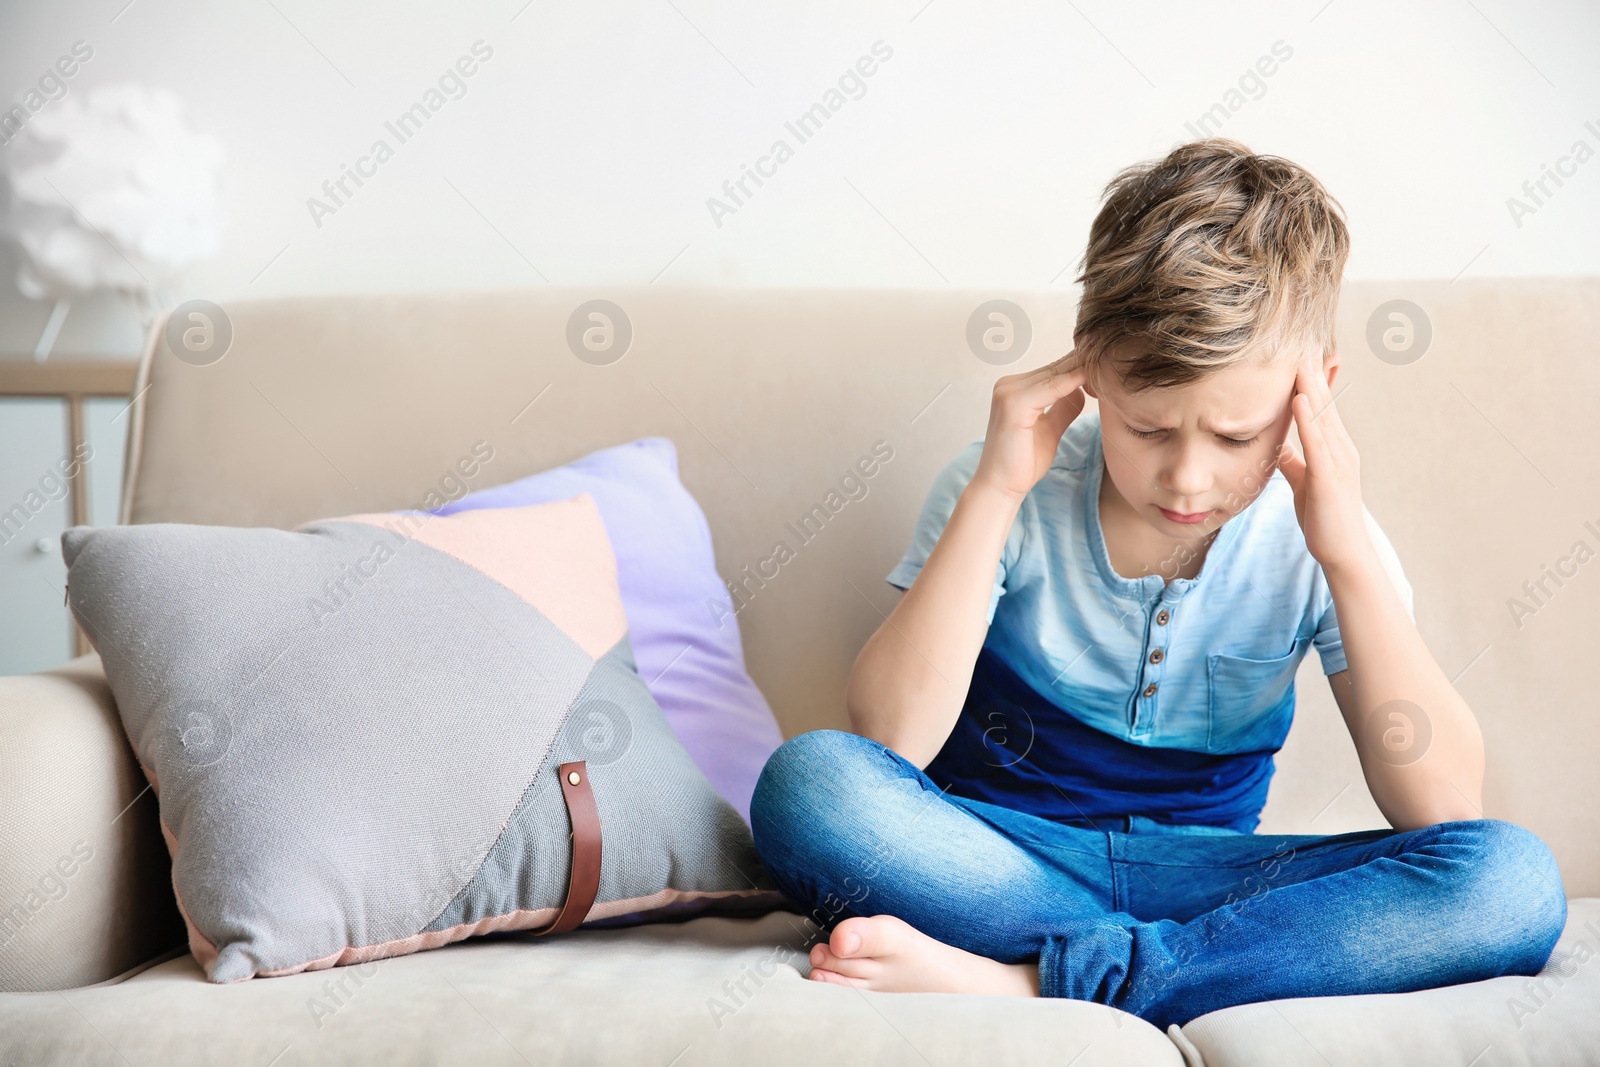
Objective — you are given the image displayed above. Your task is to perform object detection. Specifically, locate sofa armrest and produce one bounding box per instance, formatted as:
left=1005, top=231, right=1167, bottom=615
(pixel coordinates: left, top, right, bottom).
left=0, top=655, right=184, bottom=992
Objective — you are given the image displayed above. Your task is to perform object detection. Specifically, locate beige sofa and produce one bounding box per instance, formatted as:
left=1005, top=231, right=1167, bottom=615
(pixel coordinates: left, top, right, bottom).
left=2, top=282, right=1597, bottom=1065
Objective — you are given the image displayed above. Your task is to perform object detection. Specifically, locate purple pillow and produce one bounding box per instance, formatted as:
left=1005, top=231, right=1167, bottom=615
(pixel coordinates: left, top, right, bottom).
left=434, top=437, right=782, bottom=822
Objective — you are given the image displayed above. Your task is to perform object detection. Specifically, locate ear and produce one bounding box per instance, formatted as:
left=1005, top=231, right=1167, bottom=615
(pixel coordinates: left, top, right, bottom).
left=1322, top=348, right=1341, bottom=390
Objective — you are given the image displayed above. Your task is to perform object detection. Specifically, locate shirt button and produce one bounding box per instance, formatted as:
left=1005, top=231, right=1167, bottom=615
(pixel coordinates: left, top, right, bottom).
left=1149, top=649, right=1164, bottom=664
left=1143, top=683, right=1158, bottom=697
left=1156, top=610, right=1170, bottom=625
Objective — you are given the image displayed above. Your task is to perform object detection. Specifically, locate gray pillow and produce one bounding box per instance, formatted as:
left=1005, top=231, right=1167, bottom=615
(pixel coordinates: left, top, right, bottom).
left=62, top=494, right=780, bottom=982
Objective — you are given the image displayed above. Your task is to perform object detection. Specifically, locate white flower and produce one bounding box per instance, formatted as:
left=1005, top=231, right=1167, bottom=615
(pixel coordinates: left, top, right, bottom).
left=2, top=83, right=225, bottom=299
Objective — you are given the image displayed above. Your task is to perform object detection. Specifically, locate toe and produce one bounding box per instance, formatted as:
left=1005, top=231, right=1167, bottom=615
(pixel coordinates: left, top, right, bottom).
left=810, top=967, right=868, bottom=989
left=812, top=942, right=879, bottom=980
left=832, top=914, right=911, bottom=960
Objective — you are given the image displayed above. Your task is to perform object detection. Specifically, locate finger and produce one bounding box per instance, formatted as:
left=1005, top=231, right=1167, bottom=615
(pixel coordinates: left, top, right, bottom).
left=1299, top=360, right=1343, bottom=431
left=1293, top=390, right=1328, bottom=470
left=1044, top=346, right=1083, bottom=373
left=1292, top=361, right=1353, bottom=471
left=1051, top=345, right=1081, bottom=364
left=1275, top=434, right=1307, bottom=495
left=1300, top=356, right=1329, bottom=388
left=1017, top=347, right=1085, bottom=386
left=1294, top=358, right=1321, bottom=404
left=1308, top=361, right=1359, bottom=460
left=1039, top=385, right=1086, bottom=438
left=1013, top=357, right=1088, bottom=412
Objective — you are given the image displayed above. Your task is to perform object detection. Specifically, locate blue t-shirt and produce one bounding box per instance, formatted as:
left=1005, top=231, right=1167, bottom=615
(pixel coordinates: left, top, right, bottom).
left=886, top=409, right=1413, bottom=832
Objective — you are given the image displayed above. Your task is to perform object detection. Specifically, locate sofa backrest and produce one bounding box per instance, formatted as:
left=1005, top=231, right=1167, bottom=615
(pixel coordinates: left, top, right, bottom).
left=121, top=282, right=1600, bottom=893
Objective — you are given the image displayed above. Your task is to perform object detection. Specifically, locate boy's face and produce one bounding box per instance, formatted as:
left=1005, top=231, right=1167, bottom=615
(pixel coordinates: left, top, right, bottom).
left=1086, top=342, right=1339, bottom=541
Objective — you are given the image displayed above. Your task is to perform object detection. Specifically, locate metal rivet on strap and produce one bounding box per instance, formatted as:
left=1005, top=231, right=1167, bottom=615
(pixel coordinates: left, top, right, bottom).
left=567, top=770, right=581, bottom=786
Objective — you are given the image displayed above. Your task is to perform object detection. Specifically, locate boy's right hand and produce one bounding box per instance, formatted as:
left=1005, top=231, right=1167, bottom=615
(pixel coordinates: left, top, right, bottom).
left=971, top=348, right=1090, bottom=502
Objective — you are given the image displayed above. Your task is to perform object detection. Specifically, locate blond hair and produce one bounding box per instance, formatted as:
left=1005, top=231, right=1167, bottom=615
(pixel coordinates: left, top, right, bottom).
left=1073, top=138, right=1350, bottom=392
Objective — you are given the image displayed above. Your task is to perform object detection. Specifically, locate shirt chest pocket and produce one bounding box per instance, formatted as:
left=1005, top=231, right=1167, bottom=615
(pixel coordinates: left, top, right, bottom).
left=1206, top=640, right=1307, bottom=753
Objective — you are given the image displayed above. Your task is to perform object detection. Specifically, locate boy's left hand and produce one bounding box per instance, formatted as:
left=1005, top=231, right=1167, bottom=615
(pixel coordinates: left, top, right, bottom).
left=1275, top=360, right=1375, bottom=575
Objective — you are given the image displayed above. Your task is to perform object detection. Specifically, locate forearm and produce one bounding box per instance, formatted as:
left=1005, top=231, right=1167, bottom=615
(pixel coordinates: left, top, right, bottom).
left=1326, top=543, right=1486, bottom=830
left=847, top=480, right=1022, bottom=767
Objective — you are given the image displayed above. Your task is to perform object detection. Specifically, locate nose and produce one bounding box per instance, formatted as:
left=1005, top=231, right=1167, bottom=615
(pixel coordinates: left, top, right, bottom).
left=1160, top=439, right=1212, bottom=503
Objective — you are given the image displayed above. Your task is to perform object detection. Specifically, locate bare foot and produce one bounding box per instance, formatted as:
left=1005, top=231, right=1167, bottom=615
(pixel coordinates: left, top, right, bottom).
left=807, top=914, right=1039, bottom=997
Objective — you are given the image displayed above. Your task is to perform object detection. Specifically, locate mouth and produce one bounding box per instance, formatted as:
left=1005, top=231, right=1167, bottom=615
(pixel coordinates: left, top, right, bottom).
left=1157, top=506, right=1215, bottom=525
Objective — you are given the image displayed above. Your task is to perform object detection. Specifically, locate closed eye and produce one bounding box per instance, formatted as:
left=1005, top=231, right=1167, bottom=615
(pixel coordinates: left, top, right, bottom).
left=1127, top=425, right=1260, bottom=448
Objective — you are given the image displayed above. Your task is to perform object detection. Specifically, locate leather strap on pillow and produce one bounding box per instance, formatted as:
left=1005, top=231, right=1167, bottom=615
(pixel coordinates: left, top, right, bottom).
left=528, top=760, right=602, bottom=936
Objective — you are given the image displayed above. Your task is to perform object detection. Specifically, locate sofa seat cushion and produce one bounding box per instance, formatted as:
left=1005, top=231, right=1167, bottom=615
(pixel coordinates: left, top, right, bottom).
left=0, top=910, right=1181, bottom=1066
left=1179, top=896, right=1600, bottom=1066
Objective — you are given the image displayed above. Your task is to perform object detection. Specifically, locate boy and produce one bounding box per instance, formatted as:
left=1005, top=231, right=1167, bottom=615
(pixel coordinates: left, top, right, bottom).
left=749, top=139, right=1566, bottom=1029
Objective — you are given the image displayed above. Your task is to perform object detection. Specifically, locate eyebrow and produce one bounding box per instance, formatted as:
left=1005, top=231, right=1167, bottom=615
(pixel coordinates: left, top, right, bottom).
left=1207, top=418, right=1274, bottom=436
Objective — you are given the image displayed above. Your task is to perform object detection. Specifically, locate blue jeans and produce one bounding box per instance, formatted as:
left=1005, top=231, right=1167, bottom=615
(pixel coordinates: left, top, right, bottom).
left=750, top=729, right=1568, bottom=1030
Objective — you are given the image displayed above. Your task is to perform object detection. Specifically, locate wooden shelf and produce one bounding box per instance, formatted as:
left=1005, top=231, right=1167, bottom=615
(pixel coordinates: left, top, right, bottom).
left=0, top=357, right=140, bottom=397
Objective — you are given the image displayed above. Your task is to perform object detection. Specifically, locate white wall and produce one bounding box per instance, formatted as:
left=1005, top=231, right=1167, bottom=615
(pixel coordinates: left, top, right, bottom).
left=0, top=0, right=1597, bottom=355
